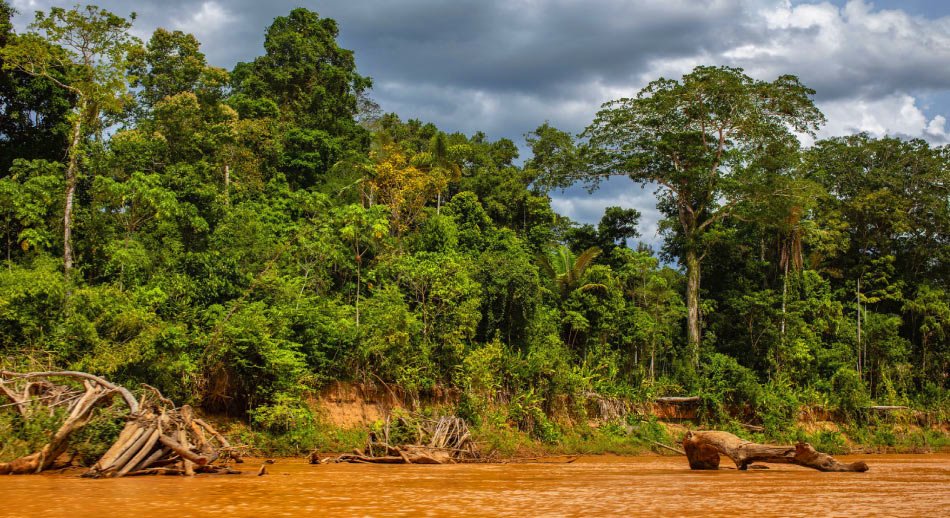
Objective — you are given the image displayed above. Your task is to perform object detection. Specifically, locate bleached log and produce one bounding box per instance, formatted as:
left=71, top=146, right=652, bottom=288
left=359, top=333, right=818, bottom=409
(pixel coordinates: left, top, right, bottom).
left=117, top=426, right=161, bottom=477
left=106, top=423, right=153, bottom=474
left=133, top=446, right=169, bottom=472
left=89, top=422, right=145, bottom=475
left=157, top=434, right=209, bottom=466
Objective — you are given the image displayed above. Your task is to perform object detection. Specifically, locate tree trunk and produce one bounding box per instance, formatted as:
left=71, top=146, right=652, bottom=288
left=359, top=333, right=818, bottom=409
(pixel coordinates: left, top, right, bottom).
left=778, top=259, right=788, bottom=375
left=63, top=97, right=86, bottom=281
left=685, top=249, right=702, bottom=365
left=0, top=380, right=113, bottom=474
left=682, top=430, right=868, bottom=472
left=355, top=261, right=361, bottom=329
left=649, top=341, right=655, bottom=381
left=223, top=164, right=230, bottom=206
left=780, top=260, right=788, bottom=340
left=856, top=277, right=862, bottom=377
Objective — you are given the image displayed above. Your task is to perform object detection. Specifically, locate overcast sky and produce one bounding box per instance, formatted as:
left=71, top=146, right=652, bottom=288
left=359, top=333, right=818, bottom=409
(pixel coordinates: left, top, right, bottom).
left=10, top=0, right=950, bottom=245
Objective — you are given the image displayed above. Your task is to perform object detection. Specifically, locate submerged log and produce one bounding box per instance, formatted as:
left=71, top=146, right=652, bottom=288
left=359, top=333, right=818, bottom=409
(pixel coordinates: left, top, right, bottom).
left=308, top=451, right=322, bottom=464
left=682, top=430, right=868, bottom=472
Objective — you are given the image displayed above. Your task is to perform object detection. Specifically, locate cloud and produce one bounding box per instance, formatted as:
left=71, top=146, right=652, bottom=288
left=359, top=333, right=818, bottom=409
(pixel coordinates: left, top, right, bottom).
left=10, top=1, right=949, bottom=140
left=322, top=0, right=950, bottom=152
left=725, top=0, right=950, bottom=103
left=8, top=0, right=950, bottom=245
left=549, top=177, right=665, bottom=247
left=170, top=1, right=236, bottom=42
left=819, top=93, right=950, bottom=143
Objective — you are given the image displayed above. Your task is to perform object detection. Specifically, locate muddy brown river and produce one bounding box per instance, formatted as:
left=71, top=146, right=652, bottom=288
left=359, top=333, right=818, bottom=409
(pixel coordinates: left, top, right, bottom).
left=0, top=454, right=947, bottom=517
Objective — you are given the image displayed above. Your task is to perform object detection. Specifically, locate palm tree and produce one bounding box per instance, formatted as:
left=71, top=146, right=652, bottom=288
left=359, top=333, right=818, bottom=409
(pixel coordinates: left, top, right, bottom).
left=538, top=245, right=603, bottom=299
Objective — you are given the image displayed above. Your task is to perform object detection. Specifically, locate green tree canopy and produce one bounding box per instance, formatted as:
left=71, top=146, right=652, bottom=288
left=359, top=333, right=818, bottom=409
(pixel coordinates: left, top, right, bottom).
left=540, top=66, right=825, bottom=363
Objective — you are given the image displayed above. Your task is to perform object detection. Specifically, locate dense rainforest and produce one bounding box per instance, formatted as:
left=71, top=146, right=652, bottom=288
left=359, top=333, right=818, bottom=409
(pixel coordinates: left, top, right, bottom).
left=0, top=3, right=947, bottom=454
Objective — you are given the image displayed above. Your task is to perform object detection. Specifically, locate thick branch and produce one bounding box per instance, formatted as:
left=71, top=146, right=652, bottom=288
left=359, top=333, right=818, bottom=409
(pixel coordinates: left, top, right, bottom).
left=0, top=383, right=28, bottom=416
left=0, top=370, right=139, bottom=414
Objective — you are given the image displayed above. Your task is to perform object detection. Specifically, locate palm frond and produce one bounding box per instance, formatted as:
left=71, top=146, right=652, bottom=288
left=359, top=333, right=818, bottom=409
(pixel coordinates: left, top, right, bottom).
left=569, top=246, right=601, bottom=285
left=536, top=252, right=557, bottom=280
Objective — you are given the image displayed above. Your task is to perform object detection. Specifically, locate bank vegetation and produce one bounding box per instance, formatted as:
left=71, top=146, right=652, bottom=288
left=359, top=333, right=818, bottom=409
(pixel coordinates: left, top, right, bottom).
left=0, top=2, right=947, bottom=463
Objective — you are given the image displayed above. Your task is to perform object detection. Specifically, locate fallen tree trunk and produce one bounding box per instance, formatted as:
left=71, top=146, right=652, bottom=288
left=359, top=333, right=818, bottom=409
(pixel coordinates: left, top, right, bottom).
left=682, top=430, right=868, bottom=472
left=1, top=371, right=241, bottom=477
left=0, top=379, right=118, bottom=474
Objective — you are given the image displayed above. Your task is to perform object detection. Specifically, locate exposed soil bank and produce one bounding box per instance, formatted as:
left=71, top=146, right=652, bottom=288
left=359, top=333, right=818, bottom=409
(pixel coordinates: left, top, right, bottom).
left=296, top=383, right=948, bottom=459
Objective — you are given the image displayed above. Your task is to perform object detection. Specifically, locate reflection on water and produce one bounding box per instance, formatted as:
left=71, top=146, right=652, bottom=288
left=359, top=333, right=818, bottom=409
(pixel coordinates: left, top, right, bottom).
left=0, top=454, right=947, bottom=517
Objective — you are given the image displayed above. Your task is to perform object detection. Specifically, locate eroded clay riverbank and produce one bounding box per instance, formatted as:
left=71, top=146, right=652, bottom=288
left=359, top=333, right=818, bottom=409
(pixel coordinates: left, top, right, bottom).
left=0, top=454, right=947, bottom=517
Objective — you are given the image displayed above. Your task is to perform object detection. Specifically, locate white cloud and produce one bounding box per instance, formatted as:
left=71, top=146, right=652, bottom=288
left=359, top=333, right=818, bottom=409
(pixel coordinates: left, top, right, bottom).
left=171, top=1, right=236, bottom=41
left=819, top=93, right=950, bottom=143
left=925, top=115, right=950, bottom=142
left=549, top=178, right=665, bottom=247
left=729, top=0, right=950, bottom=99
left=624, top=0, right=950, bottom=146
left=9, top=0, right=40, bottom=12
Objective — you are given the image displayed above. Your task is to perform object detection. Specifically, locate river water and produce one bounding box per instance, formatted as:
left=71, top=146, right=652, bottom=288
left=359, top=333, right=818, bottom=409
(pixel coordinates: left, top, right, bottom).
left=0, top=454, right=947, bottom=517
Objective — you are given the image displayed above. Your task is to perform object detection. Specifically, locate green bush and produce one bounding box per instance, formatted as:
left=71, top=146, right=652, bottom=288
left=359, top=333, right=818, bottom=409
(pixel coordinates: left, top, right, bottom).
left=756, top=376, right=800, bottom=434
left=697, top=353, right=762, bottom=423
left=830, top=367, right=870, bottom=420
left=248, top=393, right=319, bottom=454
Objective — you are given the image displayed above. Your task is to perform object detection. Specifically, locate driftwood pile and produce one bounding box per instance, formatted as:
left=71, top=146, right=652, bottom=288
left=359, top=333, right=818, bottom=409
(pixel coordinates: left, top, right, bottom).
left=682, top=430, right=869, bottom=472
left=336, top=415, right=479, bottom=465
left=0, top=370, right=241, bottom=477
left=85, top=402, right=241, bottom=478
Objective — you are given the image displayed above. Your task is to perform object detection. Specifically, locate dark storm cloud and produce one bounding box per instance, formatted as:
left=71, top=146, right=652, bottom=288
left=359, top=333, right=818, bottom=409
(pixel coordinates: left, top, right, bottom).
left=12, top=0, right=950, bottom=136
left=317, top=1, right=755, bottom=95
left=10, top=0, right=950, bottom=233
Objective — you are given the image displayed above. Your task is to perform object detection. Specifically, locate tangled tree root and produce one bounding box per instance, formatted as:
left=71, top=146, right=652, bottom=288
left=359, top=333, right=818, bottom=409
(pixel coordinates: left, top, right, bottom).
left=0, top=370, right=242, bottom=477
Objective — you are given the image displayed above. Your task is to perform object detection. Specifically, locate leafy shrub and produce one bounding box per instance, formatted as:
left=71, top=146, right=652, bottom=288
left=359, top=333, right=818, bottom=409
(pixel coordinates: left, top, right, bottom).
left=248, top=393, right=319, bottom=454
left=830, top=367, right=870, bottom=420
left=697, top=353, right=762, bottom=423
left=756, top=376, right=800, bottom=434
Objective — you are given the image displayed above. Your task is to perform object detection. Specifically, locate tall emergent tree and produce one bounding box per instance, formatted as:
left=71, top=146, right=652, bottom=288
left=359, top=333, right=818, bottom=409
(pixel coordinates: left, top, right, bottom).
left=230, top=8, right=372, bottom=190
left=539, top=66, right=824, bottom=364
left=1, top=5, right=139, bottom=279
left=129, top=27, right=228, bottom=111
